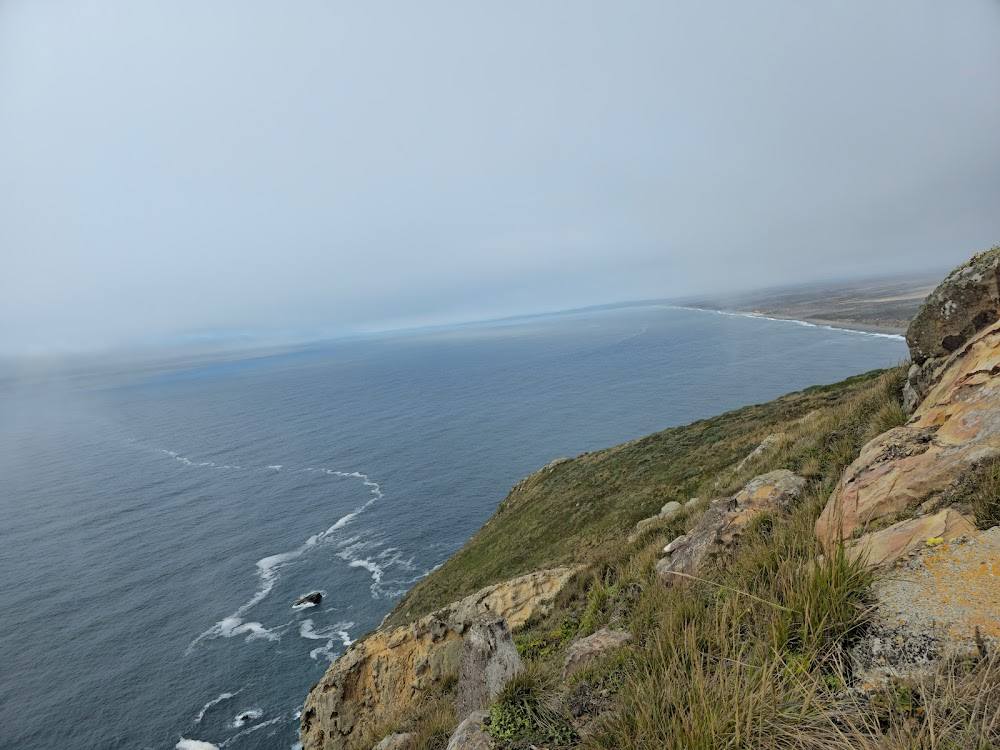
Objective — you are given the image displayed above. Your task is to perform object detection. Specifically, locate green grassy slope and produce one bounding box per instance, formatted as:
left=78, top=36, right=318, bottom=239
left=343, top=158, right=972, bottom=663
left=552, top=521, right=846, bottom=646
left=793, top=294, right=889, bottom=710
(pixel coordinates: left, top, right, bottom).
left=385, top=369, right=898, bottom=629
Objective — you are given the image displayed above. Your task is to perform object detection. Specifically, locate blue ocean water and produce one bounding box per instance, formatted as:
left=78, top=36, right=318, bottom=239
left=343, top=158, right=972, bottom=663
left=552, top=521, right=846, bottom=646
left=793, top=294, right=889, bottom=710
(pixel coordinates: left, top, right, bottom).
left=0, top=306, right=907, bottom=749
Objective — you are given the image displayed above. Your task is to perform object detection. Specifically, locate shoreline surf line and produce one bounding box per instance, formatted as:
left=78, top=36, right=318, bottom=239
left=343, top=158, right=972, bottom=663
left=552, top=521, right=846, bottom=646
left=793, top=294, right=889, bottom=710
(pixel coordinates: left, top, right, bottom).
left=671, top=305, right=906, bottom=341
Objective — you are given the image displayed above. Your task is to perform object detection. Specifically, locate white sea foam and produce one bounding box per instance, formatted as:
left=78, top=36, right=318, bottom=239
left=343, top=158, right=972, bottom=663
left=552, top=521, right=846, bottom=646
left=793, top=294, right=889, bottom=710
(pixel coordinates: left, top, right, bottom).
left=299, top=619, right=355, bottom=661
left=267, top=465, right=282, bottom=471
left=187, top=468, right=386, bottom=654
left=177, top=740, right=220, bottom=750
left=194, top=692, right=237, bottom=723
left=232, top=708, right=263, bottom=728
left=160, top=449, right=244, bottom=470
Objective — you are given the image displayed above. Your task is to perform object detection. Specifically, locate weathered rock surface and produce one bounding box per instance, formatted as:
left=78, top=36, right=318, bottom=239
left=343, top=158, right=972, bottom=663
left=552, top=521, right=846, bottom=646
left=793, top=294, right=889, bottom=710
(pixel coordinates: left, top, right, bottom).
left=445, top=711, right=492, bottom=750
left=907, top=247, right=1000, bottom=365
left=843, top=507, right=975, bottom=567
left=300, top=568, right=574, bottom=750
left=904, top=247, right=1000, bottom=410
left=734, top=433, right=785, bottom=473
left=456, top=616, right=523, bottom=719
left=563, top=628, right=632, bottom=679
left=657, top=470, right=806, bottom=580
left=817, top=320, right=1000, bottom=549
left=372, top=733, right=413, bottom=750
left=853, top=527, right=1000, bottom=683
left=627, top=500, right=683, bottom=542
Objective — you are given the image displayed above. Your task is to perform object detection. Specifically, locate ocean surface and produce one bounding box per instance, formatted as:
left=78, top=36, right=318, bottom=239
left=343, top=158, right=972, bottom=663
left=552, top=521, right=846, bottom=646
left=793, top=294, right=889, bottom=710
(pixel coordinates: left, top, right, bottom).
left=0, top=306, right=907, bottom=750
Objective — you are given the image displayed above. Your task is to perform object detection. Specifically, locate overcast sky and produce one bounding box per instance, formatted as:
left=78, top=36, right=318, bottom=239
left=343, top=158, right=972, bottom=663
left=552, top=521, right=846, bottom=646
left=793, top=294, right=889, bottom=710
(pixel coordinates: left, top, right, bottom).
left=2, top=2, right=999, bottom=354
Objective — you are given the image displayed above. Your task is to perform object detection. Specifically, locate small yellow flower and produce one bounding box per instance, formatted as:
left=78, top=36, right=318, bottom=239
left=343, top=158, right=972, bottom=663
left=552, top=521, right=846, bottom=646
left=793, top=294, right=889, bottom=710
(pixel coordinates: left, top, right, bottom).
left=926, top=537, right=944, bottom=547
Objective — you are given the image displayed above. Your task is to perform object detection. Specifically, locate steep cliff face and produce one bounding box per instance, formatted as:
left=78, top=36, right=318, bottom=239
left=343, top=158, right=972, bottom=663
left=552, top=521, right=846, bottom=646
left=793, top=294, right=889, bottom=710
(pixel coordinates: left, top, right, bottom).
left=300, top=568, right=575, bottom=750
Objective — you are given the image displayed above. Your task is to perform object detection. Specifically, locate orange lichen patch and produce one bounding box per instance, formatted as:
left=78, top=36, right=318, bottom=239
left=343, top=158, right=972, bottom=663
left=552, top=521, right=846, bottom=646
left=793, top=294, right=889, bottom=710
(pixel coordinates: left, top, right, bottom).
left=873, top=527, right=1000, bottom=648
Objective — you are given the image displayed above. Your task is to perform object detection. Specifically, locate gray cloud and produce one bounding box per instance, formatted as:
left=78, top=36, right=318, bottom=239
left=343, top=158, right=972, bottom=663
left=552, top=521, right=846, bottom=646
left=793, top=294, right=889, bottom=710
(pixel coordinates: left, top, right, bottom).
left=2, top=1, right=999, bottom=354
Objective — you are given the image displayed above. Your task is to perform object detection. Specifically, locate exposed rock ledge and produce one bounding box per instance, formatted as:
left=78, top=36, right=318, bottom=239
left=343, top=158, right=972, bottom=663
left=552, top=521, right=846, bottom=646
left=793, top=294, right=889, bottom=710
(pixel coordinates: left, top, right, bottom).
left=817, top=319, right=1000, bottom=554
left=300, top=567, right=575, bottom=750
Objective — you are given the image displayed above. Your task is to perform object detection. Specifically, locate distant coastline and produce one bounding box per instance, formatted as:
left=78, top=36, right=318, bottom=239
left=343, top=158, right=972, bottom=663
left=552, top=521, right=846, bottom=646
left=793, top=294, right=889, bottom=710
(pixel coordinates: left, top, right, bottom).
left=677, top=305, right=907, bottom=338
left=676, top=271, right=939, bottom=340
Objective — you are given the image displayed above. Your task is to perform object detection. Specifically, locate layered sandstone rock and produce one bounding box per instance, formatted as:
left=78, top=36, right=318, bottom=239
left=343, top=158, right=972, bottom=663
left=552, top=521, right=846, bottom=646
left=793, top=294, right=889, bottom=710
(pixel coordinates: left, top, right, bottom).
left=817, top=320, right=1000, bottom=551
left=300, top=568, right=575, bottom=750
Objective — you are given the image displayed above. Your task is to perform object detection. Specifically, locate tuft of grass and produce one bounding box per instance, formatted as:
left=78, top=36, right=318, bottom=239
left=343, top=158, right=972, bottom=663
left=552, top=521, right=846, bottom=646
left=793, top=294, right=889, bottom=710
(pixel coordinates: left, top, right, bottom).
left=586, top=492, right=874, bottom=750
left=969, top=458, right=1000, bottom=530
left=515, top=616, right=581, bottom=661
left=410, top=697, right=458, bottom=750
left=487, top=662, right=578, bottom=748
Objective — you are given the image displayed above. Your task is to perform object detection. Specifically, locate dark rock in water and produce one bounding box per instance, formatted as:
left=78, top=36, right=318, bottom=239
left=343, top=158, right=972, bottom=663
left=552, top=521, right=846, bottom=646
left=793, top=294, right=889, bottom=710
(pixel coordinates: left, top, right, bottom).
left=239, top=713, right=254, bottom=723
left=295, top=592, right=323, bottom=607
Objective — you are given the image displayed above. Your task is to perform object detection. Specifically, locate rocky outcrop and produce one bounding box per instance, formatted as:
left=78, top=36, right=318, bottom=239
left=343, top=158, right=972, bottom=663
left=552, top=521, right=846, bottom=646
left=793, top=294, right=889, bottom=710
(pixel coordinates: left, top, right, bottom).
left=904, top=246, right=1000, bottom=411
left=627, top=500, right=684, bottom=542
left=657, top=470, right=806, bottom=580
left=563, top=628, right=632, bottom=679
left=456, top=616, right=523, bottom=719
left=817, top=320, right=1000, bottom=551
left=445, top=711, right=492, bottom=750
left=300, top=568, right=575, bottom=750
left=853, top=526, right=1000, bottom=683
left=372, top=734, right=413, bottom=750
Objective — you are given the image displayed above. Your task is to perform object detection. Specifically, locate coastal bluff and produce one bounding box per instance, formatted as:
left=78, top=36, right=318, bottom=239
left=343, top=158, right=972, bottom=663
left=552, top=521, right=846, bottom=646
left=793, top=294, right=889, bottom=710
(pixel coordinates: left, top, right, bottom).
left=301, top=246, right=1000, bottom=750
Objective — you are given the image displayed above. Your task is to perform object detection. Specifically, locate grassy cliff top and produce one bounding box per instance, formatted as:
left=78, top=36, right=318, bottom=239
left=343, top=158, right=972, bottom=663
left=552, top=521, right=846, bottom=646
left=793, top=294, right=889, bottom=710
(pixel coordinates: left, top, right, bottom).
left=385, top=368, right=901, bottom=629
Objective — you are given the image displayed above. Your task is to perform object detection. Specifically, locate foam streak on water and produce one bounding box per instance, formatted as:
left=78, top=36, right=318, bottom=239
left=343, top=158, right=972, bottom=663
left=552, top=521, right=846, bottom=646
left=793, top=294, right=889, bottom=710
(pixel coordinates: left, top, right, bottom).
left=178, top=458, right=388, bottom=654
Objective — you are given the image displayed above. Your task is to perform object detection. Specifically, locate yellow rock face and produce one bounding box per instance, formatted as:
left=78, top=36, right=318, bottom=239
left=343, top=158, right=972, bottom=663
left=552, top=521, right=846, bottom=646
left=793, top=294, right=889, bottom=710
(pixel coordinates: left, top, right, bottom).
left=817, top=321, right=1000, bottom=552
left=299, top=567, right=576, bottom=750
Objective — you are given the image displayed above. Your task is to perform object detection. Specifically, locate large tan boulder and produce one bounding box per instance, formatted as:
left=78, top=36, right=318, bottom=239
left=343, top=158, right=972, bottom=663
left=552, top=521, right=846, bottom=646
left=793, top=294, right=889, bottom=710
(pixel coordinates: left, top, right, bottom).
left=300, top=568, right=575, bottom=750
left=817, top=320, right=1000, bottom=549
